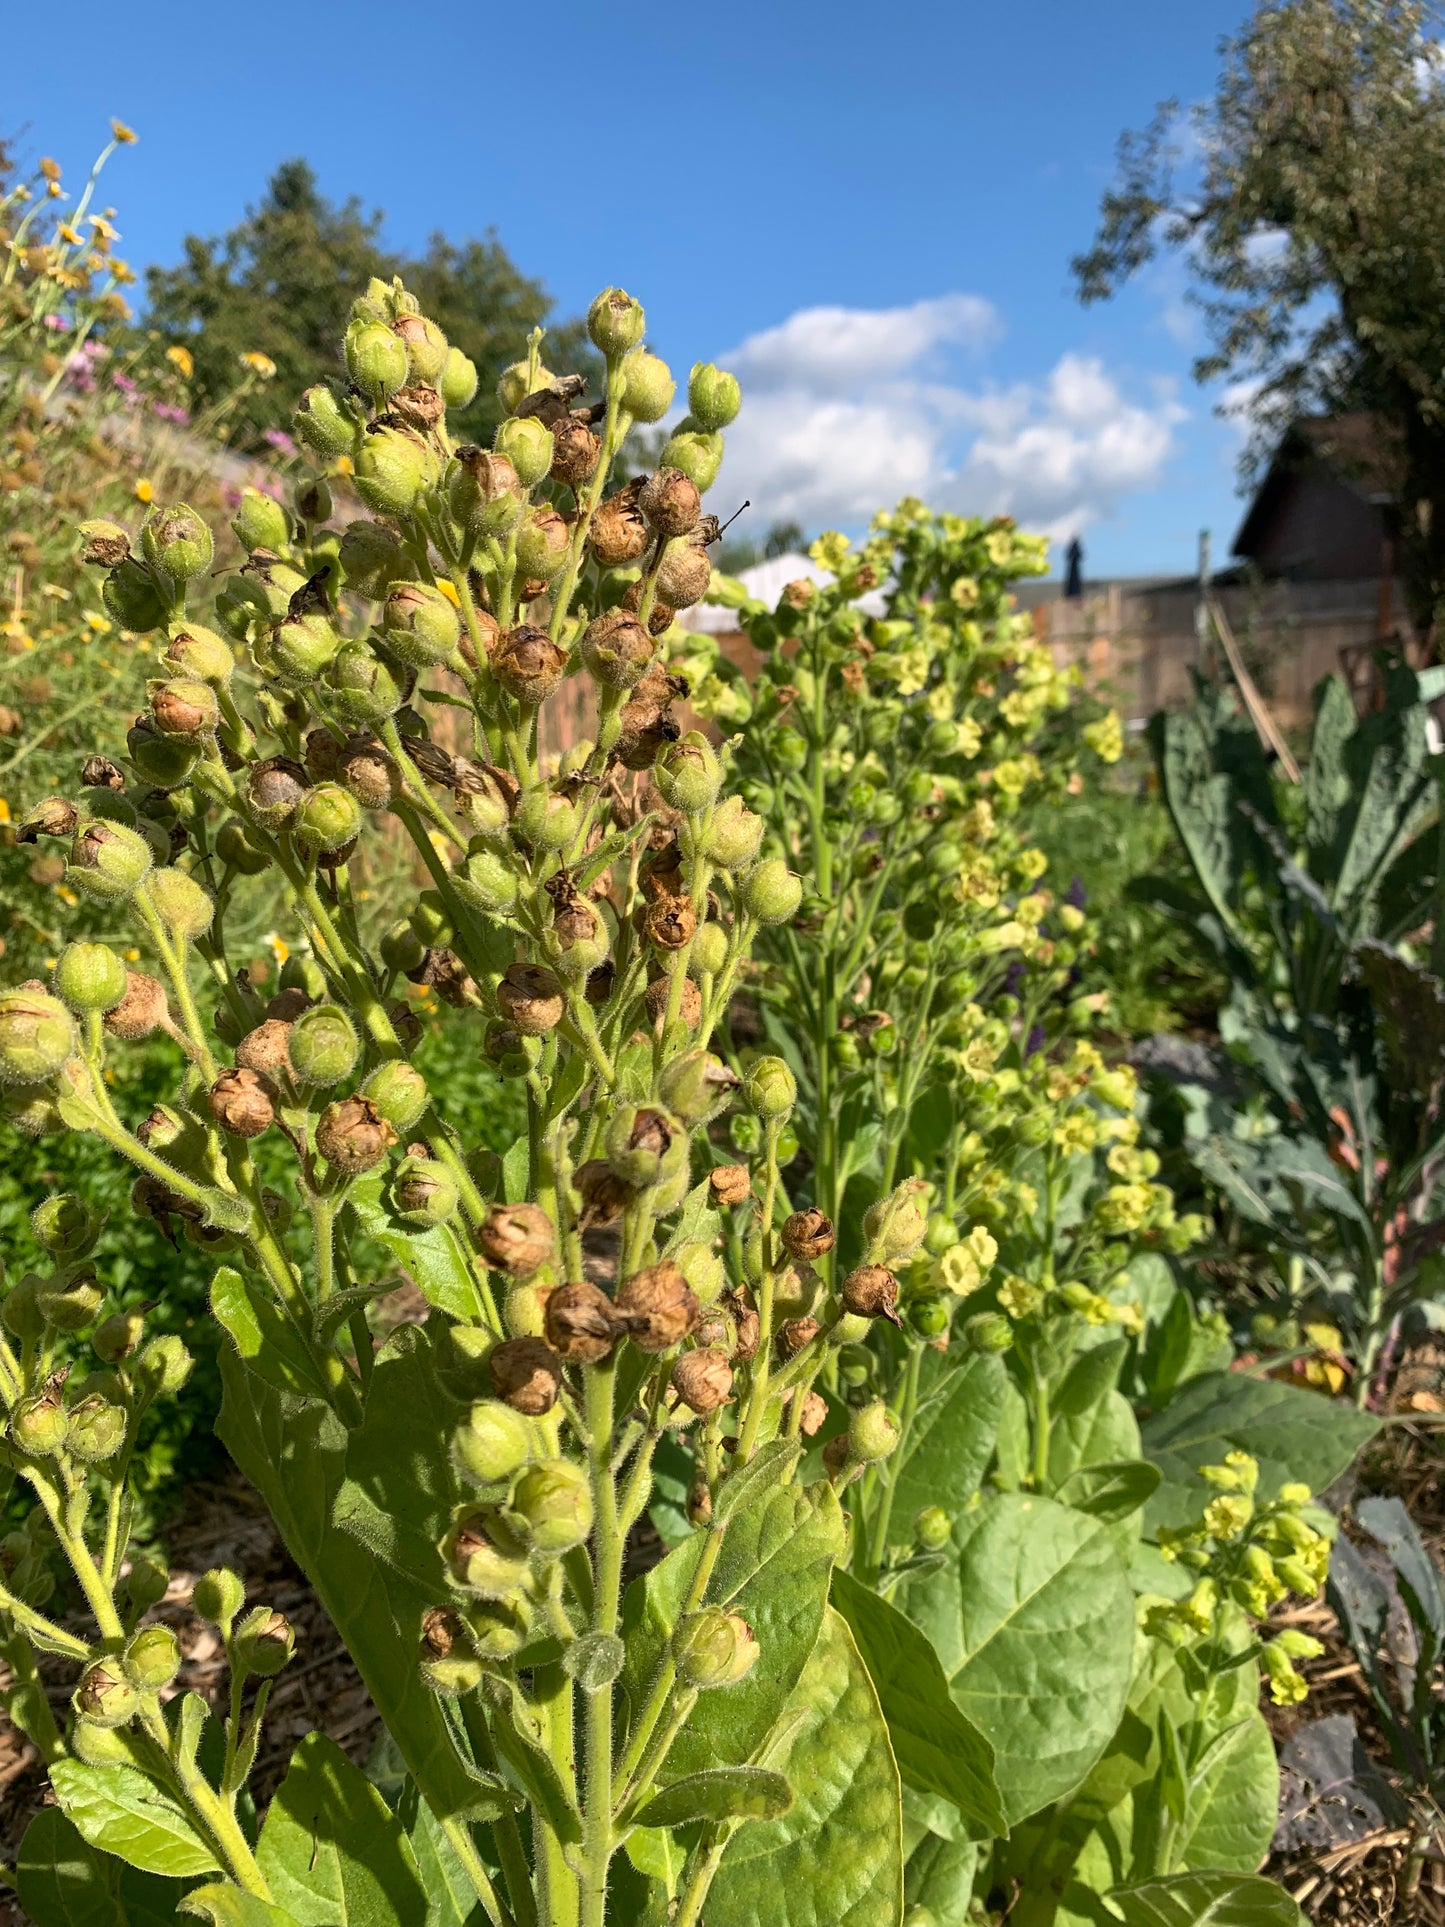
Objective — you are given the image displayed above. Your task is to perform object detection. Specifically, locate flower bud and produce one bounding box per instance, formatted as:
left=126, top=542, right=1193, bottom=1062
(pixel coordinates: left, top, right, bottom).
left=588, top=288, right=646, bottom=356
left=658, top=1049, right=740, bottom=1126
left=0, top=989, right=75, bottom=1085
left=124, top=1623, right=181, bottom=1691
left=363, top=1060, right=430, bottom=1132
left=231, top=488, right=290, bottom=554
left=545, top=1280, right=619, bottom=1362
left=489, top=1336, right=562, bottom=1415
left=914, top=1506, right=952, bottom=1552
left=673, top=1608, right=758, bottom=1688
left=551, top=418, right=600, bottom=487
left=963, top=1312, right=1013, bottom=1355
left=703, top=795, right=765, bottom=871
left=346, top=318, right=409, bottom=400
left=294, top=783, right=363, bottom=855
left=383, top=582, right=461, bottom=668
left=140, top=504, right=213, bottom=583
left=742, top=859, right=803, bottom=925
left=514, top=505, right=570, bottom=582
left=122, top=1551, right=169, bottom=1615
left=103, top=971, right=169, bottom=1041
left=49, top=940, right=125, bottom=1018
left=209, top=1067, right=276, bottom=1139
left=392, top=1154, right=459, bottom=1226
left=394, top=311, right=449, bottom=384
left=623, top=350, right=675, bottom=422
left=287, top=1005, right=360, bottom=1087
left=660, top=430, right=724, bottom=494
left=79, top=520, right=132, bottom=568
left=580, top=610, right=655, bottom=692
left=146, top=867, right=214, bottom=943
left=137, top=1333, right=193, bottom=1395
left=496, top=963, right=565, bottom=1037
left=68, top=820, right=153, bottom=903
left=617, top=1262, right=699, bottom=1352
left=234, top=1606, right=295, bottom=1677
left=94, top=1308, right=146, bottom=1362
left=31, top=1194, right=101, bottom=1261
left=492, top=627, right=568, bottom=706
left=75, top=1661, right=139, bottom=1728
left=742, top=1055, right=796, bottom=1119
left=510, top=1459, right=593, bottom=1552
left=193, top=1566, right=245, bottom=1628
left=440, top=347, right=478, bottom=409
left=452, top=1399, right=532, bottom=1487
left=656, top=734, right=722, bottom=815
left=688, top=363, right=742, bottom=431
left=709, top=1164, right=752, bottom=1208
left=316, top=1095, right=396, bottom=1174
left=355, top=426, right=439, bottom=517
left=589, top=488, right=650, bottom=567
left=295, top=384, right=358, bottom=458
left=849, top=1400, right=900, bottom=1464
left=494, top=415, right=554, bottom=488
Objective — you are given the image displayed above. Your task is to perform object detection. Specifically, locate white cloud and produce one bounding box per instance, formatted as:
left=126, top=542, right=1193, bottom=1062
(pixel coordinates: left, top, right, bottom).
left=714, top=296, right=1185, bottom=540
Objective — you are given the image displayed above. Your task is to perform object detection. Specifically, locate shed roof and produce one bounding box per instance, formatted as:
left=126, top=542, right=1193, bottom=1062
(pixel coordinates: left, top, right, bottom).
left=1233, top=412, right=1402, bottom=559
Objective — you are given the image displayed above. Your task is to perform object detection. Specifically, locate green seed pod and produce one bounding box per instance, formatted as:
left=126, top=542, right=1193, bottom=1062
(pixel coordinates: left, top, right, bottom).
left=294, top=783, right=363, bottom=855
left=497, top=358, right=555, bottom=414
left=672, top=1608, right=760, bottom=1689
left=146, top=867, right=214, bottom=943
left=231, top=487, right=290, bottom=554
left=909, top=1298, right=950, bottom=1338
left=848, top=1399, right=900, bottom=1464
left=162, top=624, right=235, bottom=688
left=94, top=1307, right=146, bottom=1362
left=580, top=609, right=655, bottom=691
left=75, top=1661, right=138, bottom=1729
left=654, top=732, right=722, bottom=814
left=140, top=504, right=212, bottom=583
left=690, top=921, right=729, bottom=976
left=325, top=643, right=405, bottom=726
left=394, top=311, right=449, bottom=384
left=52, top=942, right=127, bottom=1015
left=688, top=362, right=742, bottom=431
left=345, top=318, right=409, bottom=400
left=623, top=350, right=675, bottom=423
left=914, top=1506, right=953, bottom=1552
left=68, top=820, right=153, bottom=903
left=391, top=1155, right=460, bottom=1226
left=66, top=1395, right=126, bottom=1462
left=963, top=1312, right=1013, bottom=1355
left=234, top=1606, right=296, bottom=1677
left=703, top=794, right=764, bottom=870
left=440, top=346, right=478, bottom=409
left=862, top=1187, right=928, bottom=1262
left=1, top=1275, right=45, bottom=1339
left=494, top=415, right=554, bottom=488
left=411, top=890, right=453, bottom=947
left=11, top=1390, right=68, bottom=1456
left=355, top=426, right=439, bottom=517
left=510, top=1459, right=593, bottom=1552
left=287, top=1005, right=360, bottom=1086
left=294, top=384, right=359, bottom=459
left=514, top=504, right=570, bottom=581
left=742, top=859, right=803, bottom=925
left=658, top=1049, right=740, bottom=1126
left=443, top=1509, right=529, bottom=1599
left=452, top=1399, right=533, bottom=1487
left=514, top=787, right=577, bottom=852
left=123, top=1623, right=181, bottom=1691
left=383, top=581, right=461, bottom=667
left=606, top=1105, right=681, bottom=1188
left=32, top=1192, right=102, bottom=1256
left=192, top=1565, right=245, bottom=1628
left=449, top=449, right=524, bottom=539
left=454, top=849, right=519, bottom=916
left=588, top=287, right=646, bottom=356
left=215, top=819, right=270, bottom=875
left=336, top=520, right=404, bottom=603
left=742, top=1055, right=796, bottom=1120
left=660, top=429, right=724, bottom=493
left=126, top=717, right=200, bottom=788
left=419, top=1607, right=485, bottom=1695
left=380, top=917, right=427, bottom=974
left=137, top=1333, right=193, bottom=1395
left=0, top=989, right=75, bottom=1084
left=363, top=1059, right=429, bottom=1131
left=923, top=1213, right=960, bottom=1257
left=121, top=1550, right=169, bottom=1615
left=103, top=558, right=167, bottom=633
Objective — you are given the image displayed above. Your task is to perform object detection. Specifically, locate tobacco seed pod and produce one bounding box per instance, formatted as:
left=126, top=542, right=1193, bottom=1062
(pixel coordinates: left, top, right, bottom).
left=420, top=1607, right=485, bottom=1695
left=544, top=1281, right=619, bottom=1363
left=703, top=795, right=765, bottom=871
left=146, top=867, right=214, bottom=943
left=776, top=1316, right=820, bottom=1362
left=589, top=487, right=650, bottom=568
left=294, top=384, right=359, bottom=459
left=103, top=557, right=167, bottom=632
left=452, top=1399, right=533, bottom=1487
left=623, top=349, right=676, bottom=422
left=660, top=429, right=724, bottom=494
left=140, top=503, right=213, bottom=582
left=514, top=505, right=570, bottom=582
left=496, top=963, right=565, bottom=1037
left=639, top=465, right=701, bottom=538
left=94, top=1308, right=146, bottom=1363
left=32, top=1192, right=102, bottom=1256
left=75, top=1661, right=139, bottom=1728
left=246, top=756, right=310, bottom=829
left=443, top=1511, right=529, bottom=1599
left=355, top=425, right=439, bottom=517
left=840, top=1264, right=900, bottom=1324
left=510, top=1459, right=593, bottom=1552
left=489, top=1337, right=562, bottom=1416
left=494, top=415, right=555, bottom=488
left=709, top=1165, right=752, bottom=1209
left=0, top=989, right=75, bottom=1084
left=123, top=1623, right=181, bottom=1691
left=672, top=1607, right=758, bottom=1687
left=782, top=1208, right=836, bottom=1261
left=136, top=1334, right=193, bottom=1395
left=492, top=627, right=569, bottom=706
left=822, top=1434, right=853, bottom=1483
left=658, top=1049, right=740, bottom=1126
left=150, top=677, right=219, bottom=739
left=655, top=732, right=721, bottom=815
left=193, top=1566, right=245, bottom=1628
left=79, top=519, right=132, bottom=568
left=849, top=1399, right=901, bottom=1464
left=209, top=1068, right=276, bottom=1139
left=122, top=1551, right=169, bottom=1616
left=12, top=1387, right=68, bottom=1455
left=450, top=448, right=524, bottom=538
left=346, top=318, right=408, bottom=399
left=514, top=787, right=578, bottom=852
left=103, top=971, right=169, bottom=1042
left=1, top=1276, right=45, bottom=1341
left=66, top=1395, right=127, bottom=1462
left=68, top=820, right=153, bottom=903
left=294, top=784, right=363, bottom=856
left=478, top=1204, right=555, bottom=1277
left=394, top=311, right=449, bottom=385
left=550, top=417, right=600, bottom=487
left=617, top=1262, right=699, bottom=1353
left=391, top=1155, right=459, bottom=1226
left=52, top=940, right=127, bottom=1016
left=688, top=362, right=742, bottom=432
left=235, top=1018, right=293, bottom=1077
left=588, top=286, right=646, bottom=355
left=234, top=1607, right=295, bottom=1677
left=606, top=1105, right=678, bottom=1189
left=742, top=1056, right=796, bottom=1120
left=361, top=1060, right=430, bottom=1133
left=232, top=487, right=290, bottom=553
left=163, top=624, right=235, bottom=686
left=914, top=1506, right=952, bottom=1551
left=687, top=1479, right=713, bottom=1526
left=671, top=1346, right=734, bottom=1415
left=315, top=1096, right=397, bottom=1174
left=440, top=346, right=478, bottom=408
left=742, top=858, right=803, bottom=925
left=862, top=1188, right=929, bottom=1262
left=383, top=581, right=461, bottom=668
left=963, top=1312, right=1013, bottom=1355
left=339, top=736, right=399, bottom=809
left=288, top=1005, right=360, bottom=1086
left=580, top=610, right=655, bottom=692
left=796, top=1390, right=828, bottom=1437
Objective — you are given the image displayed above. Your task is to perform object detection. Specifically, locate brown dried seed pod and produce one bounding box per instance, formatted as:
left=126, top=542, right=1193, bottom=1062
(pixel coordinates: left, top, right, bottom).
left=822, top=1434, right=852, bottom=1481
left=304, top=727, right=344, bottom=784
left=413, top=947, right=483, bottom=1010
left=246, top=756, right=309, bottom=823
left=656, top=539, right=712, bottom=610
left=645, top=896, right=697, bottom=951
left=315, top=1095, right=397, bottom=1174
left=103, top=971, right=170, bottom=1041
left=639, top=843, right=686, bottom=902
left=709, top=1164, right=752, bottom=1209
left=781, top=1208, right=836, bottom=1261
left=644, top=974, right=701, bottom=1030
left=616, top=1261, right=699, bottom=1353
left=796, top=1389, right=828, bottom=1437
left=235, top=1018, right=293, bottom=1076
left=390, top=382, right=445, bottom=430
left=387, top=1001, right=425, bottom=1052
left=553, top=895, right=599, bottom=954
left=266, top=986, right=313, bottom=1024
left=341, top=736, right=399, bottom=810
left=477, top=1203, right=555, bottom=1277
left=491, top=626, right=568, bottom=705
left=639, top=466, right=702, bottom=539
left=722, top=1287, right=761, bottom=1362
left=496, top=962, right=565, bottom=1036
left=421, top=1605, right=467, bottom=1658
left=580, top=610, right=655, bottom=692
left=208, top=1067, right=277, bottom=1139
left=18, top=798, right=79, bottom=842
left=545, top=1280, right=620, bottom=1363
left=550, top=417, right=601, bottom=488
left=672, top=1347, right=734, bottom=1415
left=776, top=1316, right=821, bottom=1361
left=687, top=1478, right=713, bottom=1525
left=615, top=701, right=681, bottom=772
left=588, top=484, right=649, bottom=568
left=574, top=1159, right=631, bottom=1229
left=80, top=755, right=126, bottom=791
left=584, top=960, right=615, bottom=1007
left=621, top=579, right=677, bottom=637
left=151, top=684, right=215, bottom=738
left=457, top=606, right=502, bottom=671
left=489, top=1337, right=563, bottom=1415
left=695, top=1306, right=737, bottom=1352
left=840, top=1264, right=901, bottom=1325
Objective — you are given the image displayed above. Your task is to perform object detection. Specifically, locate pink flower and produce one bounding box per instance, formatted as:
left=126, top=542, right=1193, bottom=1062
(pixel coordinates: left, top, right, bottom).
left=262, top=428, right=296, bottom=457
left=112, top=372, right=139, bottom=397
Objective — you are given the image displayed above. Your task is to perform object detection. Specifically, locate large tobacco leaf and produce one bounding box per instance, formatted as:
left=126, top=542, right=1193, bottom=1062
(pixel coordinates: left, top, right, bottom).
left=887, top=1351, right=1006, bottom=1526
left=256, top=1731, right=428, bottom=1927
left=15, top=1808, right=184, bottom=1927
left=1108, top=1870, right=1305, bottom=1926
left=49, top=1761, right=220, bottom=1880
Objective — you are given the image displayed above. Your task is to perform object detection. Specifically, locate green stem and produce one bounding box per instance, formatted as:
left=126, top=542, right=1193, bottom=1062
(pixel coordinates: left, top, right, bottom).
left=581, top=1359, right=621, bottom=1927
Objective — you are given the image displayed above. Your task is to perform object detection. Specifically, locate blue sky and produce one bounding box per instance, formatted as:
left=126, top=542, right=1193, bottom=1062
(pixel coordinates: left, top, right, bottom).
left=7, top=0, right=1261, bottom=577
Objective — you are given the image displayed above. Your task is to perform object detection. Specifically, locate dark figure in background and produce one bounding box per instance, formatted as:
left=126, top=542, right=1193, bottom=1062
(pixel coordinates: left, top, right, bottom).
left=1064, top=535, right=1084, bottom=599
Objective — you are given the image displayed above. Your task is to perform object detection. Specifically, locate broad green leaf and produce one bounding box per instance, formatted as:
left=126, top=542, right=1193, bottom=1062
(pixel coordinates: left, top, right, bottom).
left=1140, top=1372, right=1378, bottom=1533
left=16, top=1809, right=181, bottom=1927
left=397, top=1781, right=484, bottom=1927
left=706, top=1609, right=903, bottom=1927
left=178, top=1888, right=303, bottom=1927
left=339, top=1325, right=460, bottom=1588
left=257, top=1731, right=428, bottom=1927
left=1109, top=1870, right=1305, bottom=1927
left=621, top=1479, right=845, bottom=1781
left=634, top=1766, right=793, bottom=1828
left=887, top=1351, right=1006, bottom=1527
left=348, top=1177, right=482, bottom=1322
left=1178, top=1711, right=1279, bottom=1872
left=217, top=1349, right=482, bottom=1823
left=714, top=1438, right=801, bottom=1521
left=623, top=1824, right=690, bottom=1896
left=831, top=1566, right=1004, bottom=1835
left=1303, top=674, right=1359, bottom=886
left=904, top=1830, right=978, bottom=1927
left=500, top=1137, right=529, bottom=1205
left=50, top=1761, right=221, bottom=1879
left=661, top=1174, right=722, bottom=1258
left=477, top=1674, right=581, bottom=1842
left=1055, top=1460, right=1161, bottom=1524
left=211, top=1265, right=330, bottom=1401
left=1047, top=1389, right=1140, bottom=1490
left=898, top=1493, right=1133, bottom=1824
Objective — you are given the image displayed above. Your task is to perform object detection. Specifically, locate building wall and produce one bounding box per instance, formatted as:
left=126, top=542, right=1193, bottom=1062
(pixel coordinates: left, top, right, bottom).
left=1243, top=475, right=1389, bottom=581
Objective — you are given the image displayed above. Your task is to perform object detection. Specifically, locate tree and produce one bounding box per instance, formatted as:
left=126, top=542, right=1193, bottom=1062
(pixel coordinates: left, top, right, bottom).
left=145, top=160, right=592, bottom=447
left=1073, top=0, right=1445, bottom=636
